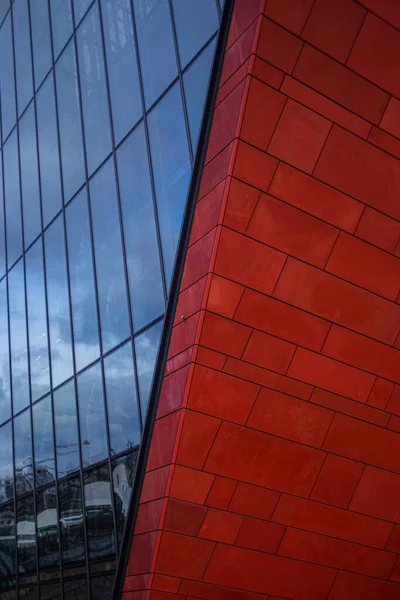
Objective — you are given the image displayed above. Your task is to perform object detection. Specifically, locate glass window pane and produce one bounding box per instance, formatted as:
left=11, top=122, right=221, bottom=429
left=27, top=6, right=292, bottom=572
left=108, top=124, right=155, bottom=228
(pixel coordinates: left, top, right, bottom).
left=104, top=342, right=140, bottom=455
left=133, top=0, right=177, bottom=108
left=9, top=259, right=30, bottom=415
left=4, top=130, right=22, bottom=268
left=117, top=124, right=164, bottom=331
left=59, top=477, right=85, bottom=564
left=66, top=189, right=99, bottom=372
left=0, top=422, right=13, bottom=503
left=101, top=0, right=141, bottom=144
left=45, top=216, right=74, bottom=388
left=54, top=380, right=80, bottom=477
left=148, top=84, right=191, bottom=284
left=33, top=396, right=55, bottom=486
left=14, top=409, right=33, bottom=496
left=0, top=151, right=5, bottom=277
left=50, top=0, right=73, bottom=60
left=134, top=319, right=162, bottom=420
left=0, top=279, right=11, bottom=424
left=73, top=0, right=92, bottom=23
left=17, top=494, right=36, bottom=574
left=56, top=39, right=85, bottom=203
left=84, top=465, right=114, bottom=559
left=0, top=0, right=9, bottom=24
left=37, top=73, right=63, bottom=228
left=77, top=3, right=112, bottom=175
left=0, top=14, right=16, bottom=139
left=37, top=486, right=58, bottom=568
left=172, top=0, right=218, bottom=68
left=77, top=363, right=108, bottom=467
left=90, top=159, right=130, bottom=353
left=19, top=103, right=41, bottom=249
left=13, top=0, right=33, bottom=115
left=30, top=0, right=52, bottom=90
left=26, top=240, right=50, bottom=401
left=112, top=450, right=137, bottom=548
left=0, top=503, right=15, bottom=578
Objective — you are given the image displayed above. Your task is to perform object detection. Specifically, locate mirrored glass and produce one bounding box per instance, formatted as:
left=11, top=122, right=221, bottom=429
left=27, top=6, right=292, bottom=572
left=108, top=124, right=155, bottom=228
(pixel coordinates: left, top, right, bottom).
left=13, top=0, right=33, bottom=115
left=59, top=477, right=85, bottom=564
left=26, top=240, right=50, bottom=401
left=133, top=0, right=177, bottom=108
left=50, top=0, right=73, bottom=59
left=112, top=450, right=137, bottom=548
left=134, top=319, right=162, bottom=419
left=0, top=151, right=5, bottom=277
left=45, top=216, right=74, bottom=388
left=101, top=0, right=141, bottom=144
left=56, top=39, right=85, bottom=203
left=117, top=124, right=164, bottom=331
left=148, top=84, right=191, bottom=284
left=90, top=575, right=113, bottom=598
left=33, top=396, right=55, bottom=486
left=172, top=0, right=218, bottom=68
left=41, top=582, right=62, bottom=600
left=73, top=0, right=92, bottom=23
left=0, top=14, right=16, bottom=139
left=8, top=259, right=30, bottom=415
left=0, top=1, right=9, bottom=24
left=104, top=342, right=140, bottom=455
left=30, top=0, right=52, bottom=90
left=4, top=129, right=22, bottom=268
left=84, top=465, right=114, bottom=559
left=17, top=494, right=36, bottom=573
left=18, top=580, right=38, bottom=599
left=77, top=3, right=112, bottom=175
left=54, top=380, right=80, bottom=477
left=14, top=409, right=33, bottom=496
left=77, top=363, right=108, bottom=467
left=66, top=189, right=99, bottom=372
left=90, top=159, right=130, bottom=353
left=64, top=578, right=88, bottom=599
left=0, top=503, right=15, bottom=578
left=0, top=422, right=13, bottom=504
left=0, top=279, right=11, bottom=424
left=19, top=103, right=41, bottom=249
left=37, top=485, right=58, bottom=568
left=37, top=73, right=63, bottom=228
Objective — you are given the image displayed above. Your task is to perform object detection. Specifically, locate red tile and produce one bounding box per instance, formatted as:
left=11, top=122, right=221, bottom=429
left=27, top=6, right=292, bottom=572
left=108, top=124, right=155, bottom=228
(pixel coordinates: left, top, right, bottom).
left=269, top=162, right=363, bottom=233
left=303, top=0, right=366, bottom=63
left=387, top=525, right=400, bottom=552
left=181, top=229, right=216, bottom=291
left=381, top=97, right=400, bottom=140
left=236, top=518, right=285, bottom=554
left=223, top=177, right=261, bottom=233
left=156, top=365, right=190, bottom=419
left=240, top=78, right=286, bottom=150
left=311, top=387, right=389, bottom=427
left=248, top=388, right=333, bottom=447
left=220, top=20, right=258, bottom=86
left=252, top=55, right=285, bottom=89
left=198, top=143, right=234, bottom=199
left=357, top=0, right=400, bottom=29
left=329, top=571, right=400, bottom=599
left=198, top=508, right=243, bottom=543
left=147, top=412, right=182, bottom=471
left=126, top=531, right=157, bottom=575
left=257, top=17, right=303, bottom=73
left=123, top=574, right=150, bottom=592
left=367, top=377, right=394, bottom=410
left=368, top=125, right=400, bottom=160
left=355, top=206, right=400, bottom=253
left=189, top=181, right=225, bottom=246
left=167, top=312, right=200, bottom=360
left=135, top=499, right=164, bottom=535
left=392, top=557, right=400, bottom=582
left=273, top=494, right=392, bottom=548
left=226, top=0, right=265, bottom=49
left=265, top=0, right=314, bottom=34
left=388, top=414, right=400, bottom=433
left=196, top=346, right=226, bottom=371
left=176, top=410, right=220, bottom=470
left=247, top=193, right=338, bottom=267
left=279, top=528, right=396, bottom=578
left=174, top=277, right=207, bottom=327
left=229, top=481, right=279, bottom=521
left=216, top=58, right=251, bottom=107
left=215, top=227, right=286, bottom=295
left=350, top=466, right=400, bottom=523
left=294, top=46, right=388, bottom=124
left=156, top=531, right=215, bottom=579
left=164, top=346, right=195, bottom=376
left=180, top=580, right=272, bottom=600
left=275, top=257, right=400, bottom=345
left=170, top=465, right=214, bottom=504
left=243, top=329, right=296, bottom=374
left=386, top=384, right=400, bottom=416
left=164, top=498, right=207, bottom=536
left=206, top=476, right=237, bottom=510
left=199, top=311, right=252, bottom=358
left=207, top=275, right=244, bottom=319
left=152, top=575, right=181, bottom=594
left=204, top=421, right=325, bottom=497
left=268, top=100, right=331, bottom=174
left=147, top=593, right=185, bottom=600
left=233, top=140, right=278, bottom=192
left=140, top=467, right=171, bottom=504
left=311, top=454, right=364, bottom=508
left=187, top=364, right=259, bottom=424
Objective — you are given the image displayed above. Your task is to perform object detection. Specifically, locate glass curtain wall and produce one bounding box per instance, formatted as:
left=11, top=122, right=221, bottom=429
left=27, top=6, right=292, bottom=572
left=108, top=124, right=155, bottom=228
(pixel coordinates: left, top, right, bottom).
left=0, top=0, right=223, bottom=597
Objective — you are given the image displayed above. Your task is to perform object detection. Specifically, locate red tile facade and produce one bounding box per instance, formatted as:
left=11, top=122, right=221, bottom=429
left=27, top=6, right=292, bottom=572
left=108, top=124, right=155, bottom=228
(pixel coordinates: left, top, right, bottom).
left=121, top=0, right=400, bottom=598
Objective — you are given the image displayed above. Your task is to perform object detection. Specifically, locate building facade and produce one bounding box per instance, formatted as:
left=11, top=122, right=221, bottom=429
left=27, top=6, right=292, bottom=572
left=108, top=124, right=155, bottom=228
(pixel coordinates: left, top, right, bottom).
left=2, top=0, right=400, bottom=599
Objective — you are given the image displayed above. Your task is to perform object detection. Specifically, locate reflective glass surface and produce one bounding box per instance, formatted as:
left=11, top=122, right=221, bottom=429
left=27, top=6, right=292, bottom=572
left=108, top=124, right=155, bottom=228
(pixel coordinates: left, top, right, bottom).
left=173, top=0, right=219, bottom=67
left=0, top=422, right=13, bottom=503
left=77, top=363, right=108, bottom=467
left=13, top=0, right=33, bottom=116
left=33, top=396, right=55, bottom=486
left=54, top=381, right=80, bottom=478
left=14, top=409, right=33, bottom=496
left=4, top=130, right=22, bottom=268
left=19, top=103, right=41, bottom=249
left=30, top=0, right=52, bottom=90
left=8, top=260, right=29, bottom=415
left=0, top=279, right=11, bottom=423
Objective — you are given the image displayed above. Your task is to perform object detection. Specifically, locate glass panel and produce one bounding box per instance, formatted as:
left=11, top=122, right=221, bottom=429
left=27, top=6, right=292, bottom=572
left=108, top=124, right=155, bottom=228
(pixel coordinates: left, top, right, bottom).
left=0, top=151, right=5, bottom=277
left=66, top=189, right=99, bottom=372
left=17, top=494, right=36, bottom=573
left=13, top=0, right=33, bottom=115
left=104, top=342, right=140, bottom=455
left=101, top=0, right=141, bottom=144
left=0, top=14, right=16, bottom=139
left=54, top=380, right=80, bottom=477
left=133, top=0, right=177, bottom=108
left=0, top=422, right=13, bottom=503
left=4, top=129, right=22, bottom=268
left=30, top=0, right=52, bottom=90
left=134, top=319, right=162, bottom=419
left=9, top=259, right=30, bottom=415
left=14, top=409, right=33, bottom=496
left=26, top=240, right=50, bottom=401
left=0, top=503, right=15, bottom=578
left=33, top=396, right=55, bottom=486
left=112, top=450, right=137, bottom=548
left=45, top=216, right=74, bottom=388
left=172, top=0, right=218, bottom=68
left=84, top=465, right=114, bottom=559
left=37, top=485, right=58, bottom=569
left=73, top=0, right=92, bottom=23
left=0, top=0, right=9, bottom=24
left=0, top=279, right=11, bottom=424
left=19, top=103, right=41, bottom=249
left=90, top=575, right=113, bottom=599
left=77, top=3, right=112, bottom=175
left=64, top=576, right=88, bottom=599
left=117, top=124, right=164, bottom=331
left=148, top=83, right=191, bottom=284
left=59, top=477, right=85, bottom=564
left=90, top=159, right=129, bottom=353
left=56, top=39, right=85, bottom=203
left=50, top=0, right=73, bottom=60
left=37, top=73, right=62, bottom=228
left=77, top=363, right=108, bottom=467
